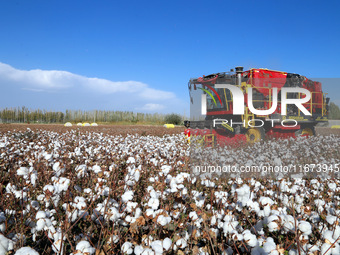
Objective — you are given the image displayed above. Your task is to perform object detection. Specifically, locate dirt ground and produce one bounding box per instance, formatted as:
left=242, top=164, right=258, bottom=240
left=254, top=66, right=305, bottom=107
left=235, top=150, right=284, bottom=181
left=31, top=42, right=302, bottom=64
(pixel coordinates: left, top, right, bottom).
left=315, top=126, right=340, bottom=136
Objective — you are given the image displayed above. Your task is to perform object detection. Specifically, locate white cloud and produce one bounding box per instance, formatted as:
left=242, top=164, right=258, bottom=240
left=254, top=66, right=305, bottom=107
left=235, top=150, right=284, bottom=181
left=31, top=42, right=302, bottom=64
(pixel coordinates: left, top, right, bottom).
left=0, top=62, right=175, bottom=100
left=140, top=103, right=165, bottom=111
left=0, top=62, right=188, bottom=113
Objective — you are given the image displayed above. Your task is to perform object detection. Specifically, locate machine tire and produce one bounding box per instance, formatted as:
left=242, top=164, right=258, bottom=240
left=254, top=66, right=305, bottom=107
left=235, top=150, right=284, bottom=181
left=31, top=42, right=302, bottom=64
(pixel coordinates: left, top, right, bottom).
left=295, top=125, right=316, bottom=137
left=245, top=127, right=265, bottom=143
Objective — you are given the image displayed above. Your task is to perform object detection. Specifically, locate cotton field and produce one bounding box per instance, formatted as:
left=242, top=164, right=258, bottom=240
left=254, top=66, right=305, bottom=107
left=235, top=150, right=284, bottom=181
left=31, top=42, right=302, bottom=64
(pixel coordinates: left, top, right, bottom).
left=0, top=126, right=339, bottom=255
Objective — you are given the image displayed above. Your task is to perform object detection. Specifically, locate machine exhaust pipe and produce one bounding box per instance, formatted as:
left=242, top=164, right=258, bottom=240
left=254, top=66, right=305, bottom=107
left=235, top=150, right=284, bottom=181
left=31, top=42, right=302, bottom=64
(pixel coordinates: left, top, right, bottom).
left=235, top=66, right=244, bottom=86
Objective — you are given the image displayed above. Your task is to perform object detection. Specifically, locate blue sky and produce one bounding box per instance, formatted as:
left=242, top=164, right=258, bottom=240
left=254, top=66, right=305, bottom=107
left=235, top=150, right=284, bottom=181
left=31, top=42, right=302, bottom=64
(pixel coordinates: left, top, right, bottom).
left=0, top=0, right=339, bottom=114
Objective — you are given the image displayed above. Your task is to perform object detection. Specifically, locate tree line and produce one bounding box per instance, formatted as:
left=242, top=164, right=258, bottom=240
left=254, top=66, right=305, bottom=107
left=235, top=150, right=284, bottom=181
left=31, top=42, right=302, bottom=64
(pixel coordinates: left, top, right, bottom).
left=329, top=102, right=340, bottom=120
left=0, top=107, right=168, bottom=124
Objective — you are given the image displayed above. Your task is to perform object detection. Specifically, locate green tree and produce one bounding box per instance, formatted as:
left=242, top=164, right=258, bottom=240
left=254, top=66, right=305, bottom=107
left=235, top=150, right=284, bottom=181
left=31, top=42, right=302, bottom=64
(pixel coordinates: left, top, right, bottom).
left=165, top=113, right=182, bottom=125
left=329, top=102, right=340, bottom=119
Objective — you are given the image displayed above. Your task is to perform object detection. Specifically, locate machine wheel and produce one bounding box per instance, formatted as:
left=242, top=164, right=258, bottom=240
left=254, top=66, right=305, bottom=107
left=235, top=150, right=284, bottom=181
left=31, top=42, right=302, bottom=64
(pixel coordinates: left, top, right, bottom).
left=295, top=125, right=316, bottom=137
left=245, top=127, right=265, bottom=143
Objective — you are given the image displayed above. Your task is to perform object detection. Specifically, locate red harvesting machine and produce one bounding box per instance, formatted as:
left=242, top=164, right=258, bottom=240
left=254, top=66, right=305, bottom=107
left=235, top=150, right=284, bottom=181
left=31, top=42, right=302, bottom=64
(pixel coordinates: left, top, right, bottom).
left=184, top=67, right=329, bottom=146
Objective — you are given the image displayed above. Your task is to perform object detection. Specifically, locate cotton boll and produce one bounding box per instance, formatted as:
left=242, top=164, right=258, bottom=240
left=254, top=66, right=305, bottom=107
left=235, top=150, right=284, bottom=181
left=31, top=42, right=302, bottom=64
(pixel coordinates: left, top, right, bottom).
left=108, top=207, right=121, bottom=221
left=36, top=211, right=46, bottom=220
left=189, top=211, right=198, bottom=221
left=17, top=167, right=29, bottom=176
left=0, top=234, right=13, bottom=254
left=243, top=230, right=258, bottom=247
left=126, top=157, right=136, bottom=164
left=176, top=238, right=187, bottom=249
left=134, top=245, right=144, bottom=255
left=298, top=220, right=312, bottom=236
left=141, top=248, right=154, bottom=255
left=122, top=190, right=134, bottom=203
left=223, top=221, right=238, bottom=234
left=125, top=202, right=138, bottom=213
left=163, top=237, right=172, bottom=251
left=145, top=209, right=155, bottom=218
left=30, top=172, right=38, bottom=186
left=268, top=221, right=279, bottom=232
left=321, top=242, right=340, bottom=255
left=326, top=215, right=338, bottom=225
left=235, top=184, right=251, bottom=206
left=14, top=247, right=39, bottom=255
left=323, top=230, right=336, bottom=244
left=157, top=215, right=171, bottom=226
left=263, top=237, right=276, bottom=254
left=151, top=240, right=163, bottom=254
left=36, top=219, right=46, bottom=231
left=148, top=198, right=160, bottom=210
left=73, top=240, right=96, bottom=255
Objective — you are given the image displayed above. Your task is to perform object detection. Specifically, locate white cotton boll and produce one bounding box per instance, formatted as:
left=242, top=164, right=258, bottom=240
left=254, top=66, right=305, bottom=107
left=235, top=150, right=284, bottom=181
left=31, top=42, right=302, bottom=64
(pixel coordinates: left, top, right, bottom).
left=334, top=226, right=340, bottom=240
left=5, top=183, right=16, bottom=194
left=163, top=237, right=172, bottom=251
left=36, top=211, right=46, bottom=220
left=0, top=234, right=13, bottom=254
left=161, top=165, right=171, bottom=175
left=17, top=167, right=29, bottom=176
left=44, top=153, right=52, bottom=161
left=53, top=162, right=65, bottom=176
left=328, top=182, right=337, bottom=191
left=125, top=215, right=134, bottom=223
left=43, top=185, right=55, bottom=194
left=151, top=240, right=163, bottom=254
left=320, top=243, right=340, bottom=255
left=36, top=219, right=46, bottom=231
left=134, top=208, right=142, bottom=218
left=146, top=209, right=155, bottom=218
left=0, top=221, right=5, bottom=233
left=122, top=191, right=134, bottom=203
left=326, top=215, right=338, bottom=225
left=92, top=165, right=102, bottom=174
left=268, top=222, right=279, bottom=232
left=108, top=207, right=120, bottom=221
left=74, top=240, right=96, bottom=255
left=189, top=211, right=198, bottom=221
left=263, top=237, right=276, bottom=254
left=176, top=238, right=187, bottom=249
left=134, top=245, right=144, bottom=255
left=259, top=197, right=274, bottom=207
left=323, top=230, right=336, bottom=244
left=157, top=215, right=171, bottom=226
left=126, top=202, right=138, bottom=213
left=148, top=198, right=160, bottom=210
left=84, top=188, right=92, bottom=194
left=149, top=190, right=159, bottom=199
left=126, top=157, right=136, bottom=164
left=141, top=248, right=154, bottom=255
left=30, top=172, right=38, bottom=186
left=243, top=230, right=257, bottom=247
left=235, top=184, right=251, bottom=206
left=122, top=241, right=133, bottom=254
left=14, top=247, right=39, bottom=255
left=210, top=215, right=217, bottom=226
left=110, top=235, right=119, bottom=244
left=298, top=221, right=312, bottom=235
left=223, top=221, right=238, bottom=234
left=232, top=232, right=243, bottom=241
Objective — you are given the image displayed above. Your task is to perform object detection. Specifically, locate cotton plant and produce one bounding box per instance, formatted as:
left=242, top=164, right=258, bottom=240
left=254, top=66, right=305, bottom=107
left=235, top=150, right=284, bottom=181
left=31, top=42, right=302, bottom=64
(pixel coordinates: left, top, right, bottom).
left=1, top=128, right=340, bottom=254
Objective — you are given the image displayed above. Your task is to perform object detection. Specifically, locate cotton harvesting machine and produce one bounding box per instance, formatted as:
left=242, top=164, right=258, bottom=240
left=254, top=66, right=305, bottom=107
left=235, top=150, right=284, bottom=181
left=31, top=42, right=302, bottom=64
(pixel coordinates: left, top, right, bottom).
left=184, top=67, right=329, bottom=146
